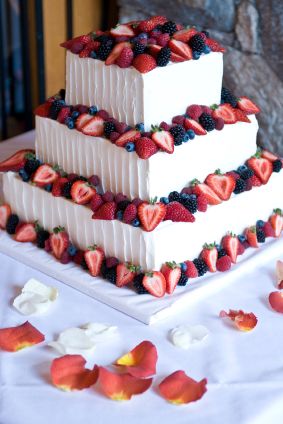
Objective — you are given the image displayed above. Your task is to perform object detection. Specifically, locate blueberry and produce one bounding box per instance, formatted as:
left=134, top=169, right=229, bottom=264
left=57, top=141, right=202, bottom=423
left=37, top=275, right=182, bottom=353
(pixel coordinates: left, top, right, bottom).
left=160, top=197, right=169, bottom=204
left=187, top=129, right=195, bottom=140
left=190, top=194, right=197, bottom=200
left=126, top=125, right=132, bottom=131
left=237, top=165, right=248, bottom=172
left=116, top=210, right=123, bottom=220
left=71, top=111, right=80, bottom=120
left=90, top=50, right=97, bottom=59
left=193, top=51, right=201, bottom=60
left=44, top=184, right=52, bottom=192
left=204, top=45, right=211, bottom=54
left=19, top=168, right=30, bottom=182
left=132, top=218, right=140, bottom=227
left=238, top=234, right=246, bottom=243
left=215, top=244, right=222, bottom=252
left=183, top=133, right=190, bottom=142
left=68, top=244, right=78, bottom=256
left=65, top=117, right=75, bottom=129
left=57, top=99, right=66, bottom=106
left=256, top=220, right=265, bottom=228
left=135, top=123, right=145, bottom=132
left=181, top=193, right=190, bottom=200
left=89, top=105, right=98, bottom=115
left=125, top=142, right=135, bottom=152
left=138, top=32, right=148, bottom=40
left=180, top=262, right=187, bottom=272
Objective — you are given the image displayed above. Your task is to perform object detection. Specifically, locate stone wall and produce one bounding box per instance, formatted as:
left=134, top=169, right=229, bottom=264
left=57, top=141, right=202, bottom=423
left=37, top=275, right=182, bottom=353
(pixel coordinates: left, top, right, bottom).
left=118, top=0, right=283, bottom=155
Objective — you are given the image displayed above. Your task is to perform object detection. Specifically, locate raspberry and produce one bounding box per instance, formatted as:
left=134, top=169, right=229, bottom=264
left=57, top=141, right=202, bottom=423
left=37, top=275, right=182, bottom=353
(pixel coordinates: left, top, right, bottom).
left=156, top=33, right=170, bottom=47
left=196, top=194, right=208, bottom=212
left=60, top=251, right=71, bottom=264
left=90, top=193, right=104, bottom=212
left=105, top=257, right=119, bottom=268
left=116, top=47, right=134, bottom=68
left=88, top=175, right=100, bottom=186
left=115, top=193, right=128, bottom=203
left=132, top=197, right=143, bottom=207
left=214, top=117, right=225, bottom=131
left=245, top=178, right=253, bottom=191
left=237, top=242, right=245, bottom=255
left=109, top=131, right=120, bottom=142
left=102, top=191, right=114, bottom=202
left=216, top=255, right=232, bottom=272
left=172, top=115, right=185, bottom=125
left=201, top=106, right=212, bottom=115
left=186, top=104, right=202, bottom=120
left=184, top=260, right=198, bottom=278
left=115, top=122, right=128, bottom=134
left=57, top=107, right=71, bottom=124
left=181, top=187, right=193, bottom=195
left=249, top=175, right=262, bottom=187
left=263, top=222, right=275, bottom=238
left=160, top=121, right=170, bottom=131
left=123, top=203, right=137, bottom=224
left=97, top=109, right=109, bottom=120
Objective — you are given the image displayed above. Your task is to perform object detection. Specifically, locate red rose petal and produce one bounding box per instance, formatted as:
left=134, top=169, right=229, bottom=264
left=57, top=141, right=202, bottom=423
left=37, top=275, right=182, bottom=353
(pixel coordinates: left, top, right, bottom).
left=276, top=260, right=283, bottom=289
left=0, top=321, right=45, bottom=352
left=159, top=370, right=207, bottom=405
left=269, top=291, right=283, bottom=313
left=99, top=367, right=152, bottom=401
left=220, top=309, right=258, bottom=331
left=50, top=354, right=99, bottom=391
left=114, top=340, right=158, bottom=378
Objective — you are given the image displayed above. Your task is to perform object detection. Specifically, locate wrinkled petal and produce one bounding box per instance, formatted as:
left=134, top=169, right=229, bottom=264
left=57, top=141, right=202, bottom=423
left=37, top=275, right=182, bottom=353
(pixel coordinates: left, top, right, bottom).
left=50, top=354, right=99, bottom=391
left=269, top=291, right=283, bottom=313
left=81, top=322, right=118, bottom=342
left=159, top=370, right=207, bottom=405
left=220, top=309, right=257, bottom=331
left=99, top=367, right=152, bottom=401
left=114, top=340, right=157, bottom=378
left=276, top=260, right=283, bottom=289
left=48, top=328, right=96, bottom=356
left=0, top=321, right=45, bottom=352
left=170, top=325, right=209, bottom=349
left=13, top=278, right=58, bottom=315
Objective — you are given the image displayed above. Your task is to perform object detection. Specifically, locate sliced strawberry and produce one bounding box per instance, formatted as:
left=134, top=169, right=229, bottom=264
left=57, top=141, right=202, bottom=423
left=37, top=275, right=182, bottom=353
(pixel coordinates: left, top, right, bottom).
left=235, top=109, right=251, bottom=123
left=170, top=52, right=187, bottom=62
left=211, top=104, right=236, bottom=124
left=137, top=200, right=166, bottom=232
left=247, top=156, right=272, bottom=184
left=34, top=102, right=51, bottom=117
left=200, top=243, right=218, bottom=272
left=161, top=262, right=181, bottom=294
left=205, top=38, right=226, bottom=53
left=151, top=129, right=174, bottom=154
left=184, top=260, right=198, bottom=278
left=110, top=24, right=135, bottom=38
left=50, top=227, right=69, bottom=259
left=52, top=177, right=68, bottom=197
left=269, top=209, right=283, bottom=237
left=84, top=245, right=105, bottom=277
left=70, top=180, right=96, bottom=205
left=0, top=204, right=11, bottom=229
left=245, top=226, right=258, bottom=248
left=0, top=149, right=34, bottom=172
left=105, top=41, right=131, bottom=65
left=222, top=234, right=240, bottom=263
left=168, top=39, right=192, bottom=60
left=184, top=118, right=207, bottom=135
left=148, top=44, right=185, bottom=63
left=32, top=164, right=59, bottom=187
left=92, top=201, right=117, bottom=220
left=137, top=17, right=166, bottom=33
left=205, top=170, right=236, bottom=201
left=75, top=113, right=93, bottom=131
left=14, top=223, right=37, bottom=242
left=261, top=150, right=278, bottom=162
left=237, top=97, right=260, bottom=115
left=142, top=272, right=166, bottom=298
left=115, top=130, right=141, bottom=147
left=172, top=28, right=197, bottom=42
left=116, top=263, right=138, bottom=287
left=192, top=181, right=222, bottom=205
left=81, top=116, right=104, bottom=137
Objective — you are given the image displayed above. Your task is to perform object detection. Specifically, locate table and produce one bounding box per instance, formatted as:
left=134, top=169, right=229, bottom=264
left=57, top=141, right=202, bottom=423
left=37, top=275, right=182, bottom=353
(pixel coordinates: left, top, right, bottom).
left=1, top=132, right=283, bottom=424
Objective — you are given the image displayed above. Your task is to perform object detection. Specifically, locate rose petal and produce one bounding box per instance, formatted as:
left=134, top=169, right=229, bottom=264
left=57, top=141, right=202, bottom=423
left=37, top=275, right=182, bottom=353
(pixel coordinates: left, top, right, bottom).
left=269, top=291, right=283, bottom=313
left=50, top=354, right=99, bottom=391
left=159, top=370, right=207, bottom=405
left=276, top=260, right=283, bottom=289
left=219, top=309, right=257, bottom=331
left=170, top=325, right=209, bottom=349
left=99, top=367, right=152, bottom=401
left=48, top=328, right=96, bottom=356
left=114, top=340, right=158, bottom=378
left=0, top=321, right=45, bottom=352
left=81, top=322, right=118, bottom=342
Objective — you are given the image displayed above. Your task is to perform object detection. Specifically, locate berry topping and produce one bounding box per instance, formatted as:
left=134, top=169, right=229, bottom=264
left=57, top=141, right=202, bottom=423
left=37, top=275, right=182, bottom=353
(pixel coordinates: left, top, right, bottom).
left=184, top=260, right=198, bottom=278
left=133, top=54, right=157, bottom=73
left=237, top=97, right=260, bottom=114
left=169, top=125, right=186, bottom=146
left=14, top=223, right=37, bottom=243
left=177, top=272, right=188, bottom=286
left=172, top=28, right=197, bottom=42
left=70, top=180, right=96, bottom=205
left=214, top=117, right=225, bottom=131
left=179, top=194, right=197, bottom=213
left=142, top=272, right=166, bottom=298
left=201, top=243, right=218, bottom=272
left=168, top=39, right=192, bottom=60
left=6, top=214, right=19, bottom=234
left=247, top=156, right=272, bottom=184
left=199, top=113, right=215, bottom=131
left=222, top=234, right=239, bottom=263
left=234, top=109, right=251, bottom=123
left=115, top=129, right=141, bottom=147
left=116, top=47, right=134, bottom=68
left=188, top=34, right=206, bottom=53
left=192, top=180, right=222, bottom=205
left=92, top=202, right=117, bottom=220
left=196, top=193, right=208, bottom=212
left=221, top=87, right=238, bottom=108
left=116, top=263, right=138, bottom=287
left=233, top=178, right=246, bottom=194
left=216, top=255, right=232, bottom=272
left=156, top=47, right=171, bottom=66
left=151, top=127, right=174, bottom=153
left=75, top=113, right=93, bottom=130
left=237, top=165, right=254, bottom=180
left=193, top=258, right=208, bottom=276
left=96, top=42, right=112, bottom=61
left=186, top=104, right=202, bottom=120
left=245, top=226, right=258, bottom=248
left=24, top=155, right=41, bottom=175
left=36, top=229, right=50, bottom=248
left=161, top=262, right=181, bottom=294
left=84, top=245, right=105, bottom=277
left=0, top=204, right=12, bottom=230
left=205, top=38, right=226, bottom=53
left=110, top=24, right=135, bottom=38
left=123, top=203, right=138, bottom=224
left=51, top=177, right=69, bottom=197
left=137, top=199, right=166, bottom=231
left=256, top=228, right=266, bottom=243
left=133, top=273, right=148, bottom=294
left=161, top=21, right=177, bottom=36
left=211, top=104, right=236, bottom=124
left=135, top=137, right=158, bottom=159
left=0, top=149, right=34, bottom=172
left=104, top=121, right=116, bottom=138
left=32, top=164, right=59, bottom=187
left=269, top=209, right=283, bottom=237
left=205, top=170, right=236, bottom=201
left=263, top=221, right=275, bottom=238
left=50, top=227, right=69, bottom=259
left=165, top=201, right=195, bottom=222
left=184, top=118, right=207, bottom=135
left=81, top=116, right=104, bottom=136
left=272, top=159, right=282, bottom=173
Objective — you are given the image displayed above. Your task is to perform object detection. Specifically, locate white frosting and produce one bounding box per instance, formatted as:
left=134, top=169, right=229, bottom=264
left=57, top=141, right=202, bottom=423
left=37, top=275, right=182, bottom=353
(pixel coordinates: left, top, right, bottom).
left=35, top=116, right=258, bottom=200
left=65, top=51, right=223, bottom=130
left=170, top=324, right=209, bottom=349
left=3, top=171, right=283, bottom=271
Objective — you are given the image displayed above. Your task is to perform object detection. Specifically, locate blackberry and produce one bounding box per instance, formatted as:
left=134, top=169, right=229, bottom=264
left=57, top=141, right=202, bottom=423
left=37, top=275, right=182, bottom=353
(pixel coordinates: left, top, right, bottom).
left=96, top=34, right=112, bottom=44
left=199, top=113, right=215, bottom=132
left=201, top=30, right=210, bottom=38
left=178, top=272, right=188, bottom=286
left=180, top=196, right=197, bottom=213
left=133, top=273, right=148, bottom=294
left=256, top=228, right=266, bottom=243
left=233, top=178, right=246, bottom=194
left=273, top=159, right=282, bottom=173
left=221, top=87, right=238, bottom=108
left=49, top=99, right=64, bottom=120
left=24, top=158, right=41, bottom=175
left=161, top=21, right=177, bottom=36
left=104, top=267, right=117, bottom=284
left=189, top=34, right=206, bottom=53
left=217, top=248, right=227, bottom=258
left=193, top=258, right=208, bottom=276
left=170, top=125, right=186, bottom=146
left=59, top=88, right=66, bottom=100
left=117, top=200, right=131, bottom=212
left=133, top=41, right=146, bottom=56
left=104, top=121, right=116, bottom=138
left=168, top=191, right=181, bottom=203
left=62, top=181, right=73, bottom=199
left=237, top=165, right=254, bottom=180
left=77, top=176, right=88, bottom=182
left=81, top=257, right=89, bottom=270
left=36, top=230, right=50, bottom=248
left=6, top=214, right=19, bottom=234
left=97, top=42, right=112, bottom=60
left=156, top=47, right=171, bottom=67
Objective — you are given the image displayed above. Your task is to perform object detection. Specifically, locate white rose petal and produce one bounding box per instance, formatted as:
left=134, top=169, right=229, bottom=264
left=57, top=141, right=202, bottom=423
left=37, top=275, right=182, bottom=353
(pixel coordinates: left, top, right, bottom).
left=276, top=260, right=283, bottom=288
left=170, top=325, right=209, bottom=349
left=81, top=322, right=118, bottom=342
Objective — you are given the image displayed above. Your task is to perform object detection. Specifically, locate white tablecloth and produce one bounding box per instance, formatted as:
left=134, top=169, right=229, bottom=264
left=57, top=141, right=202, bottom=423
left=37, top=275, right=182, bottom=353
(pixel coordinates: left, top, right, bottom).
left=1, top=133, right=283, bottom=424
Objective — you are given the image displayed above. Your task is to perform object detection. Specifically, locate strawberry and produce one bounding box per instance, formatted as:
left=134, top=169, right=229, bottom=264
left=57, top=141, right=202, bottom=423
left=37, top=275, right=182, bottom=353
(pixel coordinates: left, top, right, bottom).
left=227, top=171, right=240, bottom=181
left=201, top=243, right=218, bottom=272
left=133, top=54, right=157, bottom=73
left=263, top=221, right=275, bottom=238
left=116, top=263, right=138, bottom=287
left=211, top=104, right=236, bottom=124
left=32, top=164, right=59, bottom=187
left=170, top=51, right=186, bottom=62
left=249, top=174, right=262, bottom=187
left=52, top=177, right=68, bottom=197
left=135, top=137, right=158, bottom=159
left=186, top=104, right=202, bottom=120
left=79, top=46, right=92, bottom=58
left=115, top=129, right=141, bottom=147
left=148, top=44, right=185, bottom=63
left=84, top=245, right=105, bottom=277
left=123, top=203, right=137, bottom=224
left=269, top=209, right=283, bottom=237
left=245, top=226, right=258, bottom=248
left=105, top=41, right=131, bottom=65
left=168, top=39, right=192, bottom=59
left=57, top=106, right=71, bottom=124
left=110, top=24, right=135, bottom=38
left=70, top=180, right=96, bottom=205
left=149, top=15, right=167, bottom=27
left=222, top=234, right=239, bottom=263
left=161, top=262, right=181, bottom=294
left=151, top=128, right=174, bottom=154
left=192, top=181, right=222, bottom=205
left=196, top=194, right=208, bottom=212
left=34, top=102, right=51, bottom=117
left=0, top=149, right=34, bottom=172
left=90, top=193, right=104, bottom=212
left=92, top=201, right=117, bottom=220
left=50, top=227, right=69, bottom=259
left=155, top=33, right=170, bottom=47
left=137, top=199, right=166, bottom=231
left=116, top=47, right=134, bottom=68
left=165, top=201, right=195, bottom=222
left=81, top=116, right=104, bottom=137
left=142, top=272, right=166, bottom=297
left=14, top=223, right=37, bottom=243
left=205, top=38, right=226, bottom=53
left=234, top=109, right=251, bottom=123
left=237, top=242, right=245, bottom=255
left=184, top=118, right=207, bottom=135
left=216, top=255, right=232, bottom=272
left=184, top=260, right=198, bottom=278
left=205, top=170, right=236, bottom=201
left=0, top=204, right=11, bottom=229
left=75, top=113, right=93, bottom=130
left=172, top=28, right=197, bottom=42
left=261, top=150, right=278, bottom=162
left=247, top=156, right=272, bottom=184
left=237, top=97, right=260, bottom=115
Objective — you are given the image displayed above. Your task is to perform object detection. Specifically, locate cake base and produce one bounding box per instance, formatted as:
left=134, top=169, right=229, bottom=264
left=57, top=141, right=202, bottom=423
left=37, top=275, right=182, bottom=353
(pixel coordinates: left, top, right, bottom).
left=1, top=230, right=281, bottom=324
